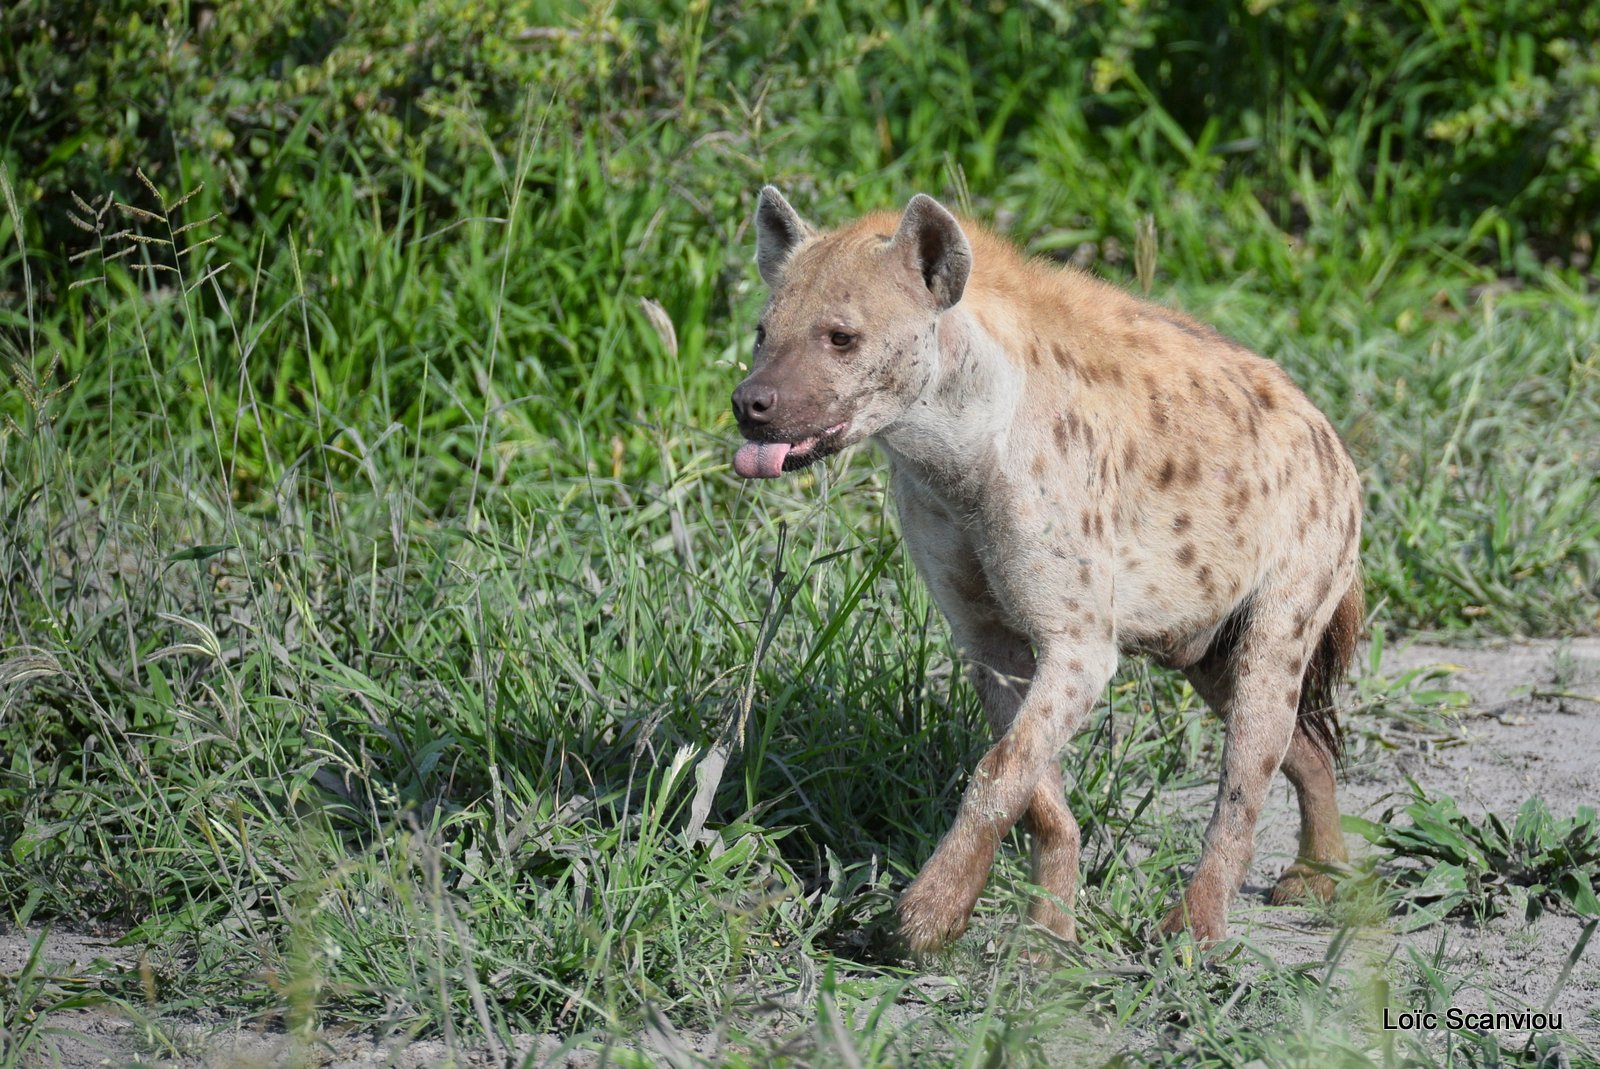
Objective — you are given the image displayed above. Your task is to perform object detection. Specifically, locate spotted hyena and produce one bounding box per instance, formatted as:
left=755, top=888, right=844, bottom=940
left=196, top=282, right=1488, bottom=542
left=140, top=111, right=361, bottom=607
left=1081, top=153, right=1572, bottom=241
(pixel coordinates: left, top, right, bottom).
left=730, top=187, right=1362, bottom=951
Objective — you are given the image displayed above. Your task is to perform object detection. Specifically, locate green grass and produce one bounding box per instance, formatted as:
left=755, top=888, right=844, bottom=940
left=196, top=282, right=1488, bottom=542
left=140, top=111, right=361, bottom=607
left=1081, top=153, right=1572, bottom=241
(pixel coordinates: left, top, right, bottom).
left=1349, top=787, right=1600, bottom=928
left=3, top=1, right=1599, bottom=1066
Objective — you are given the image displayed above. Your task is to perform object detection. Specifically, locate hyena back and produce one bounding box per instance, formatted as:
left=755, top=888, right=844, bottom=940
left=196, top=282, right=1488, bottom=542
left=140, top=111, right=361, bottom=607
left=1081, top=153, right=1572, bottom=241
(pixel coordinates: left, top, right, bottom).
left=731, top=187, right=1362, bottom=950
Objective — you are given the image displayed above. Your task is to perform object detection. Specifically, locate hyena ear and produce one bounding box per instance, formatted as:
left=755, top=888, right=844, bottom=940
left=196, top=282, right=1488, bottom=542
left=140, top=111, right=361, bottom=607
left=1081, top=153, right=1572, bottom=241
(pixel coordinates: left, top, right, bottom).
left=754, top=186, right=816, bottom=288
left=892, top=193, right=971, bottom=311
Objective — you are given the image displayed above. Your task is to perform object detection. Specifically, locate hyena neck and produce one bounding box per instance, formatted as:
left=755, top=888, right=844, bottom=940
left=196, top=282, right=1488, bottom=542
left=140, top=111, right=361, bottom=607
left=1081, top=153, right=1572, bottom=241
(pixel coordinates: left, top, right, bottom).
left=875, top=305, right=1023, bottom=500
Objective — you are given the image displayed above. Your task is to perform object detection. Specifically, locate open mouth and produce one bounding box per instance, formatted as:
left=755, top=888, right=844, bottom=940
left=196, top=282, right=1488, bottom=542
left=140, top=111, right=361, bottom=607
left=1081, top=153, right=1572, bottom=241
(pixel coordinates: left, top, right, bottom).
left=733, top=421, right=850, bottom=479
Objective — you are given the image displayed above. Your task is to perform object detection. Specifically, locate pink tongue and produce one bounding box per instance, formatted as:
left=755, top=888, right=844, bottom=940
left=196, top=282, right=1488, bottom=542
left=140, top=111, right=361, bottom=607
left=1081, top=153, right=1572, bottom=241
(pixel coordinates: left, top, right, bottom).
left=734, top=441, right=791, bottom=479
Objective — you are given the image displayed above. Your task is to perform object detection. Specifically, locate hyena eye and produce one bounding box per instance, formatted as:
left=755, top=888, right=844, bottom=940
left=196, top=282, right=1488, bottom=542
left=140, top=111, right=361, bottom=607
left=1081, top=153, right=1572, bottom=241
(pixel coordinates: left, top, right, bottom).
left=754, top=325, right=766, bottom=346
left=829, top=331, right=855, bottom=349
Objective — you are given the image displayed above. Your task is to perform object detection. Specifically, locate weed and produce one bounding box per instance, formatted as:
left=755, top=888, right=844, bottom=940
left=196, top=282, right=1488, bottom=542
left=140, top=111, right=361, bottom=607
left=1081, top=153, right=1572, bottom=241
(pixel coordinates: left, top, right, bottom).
left=0, top=928, right=115, bottom=1069
left=1349, top=787, right=1600, bottom=929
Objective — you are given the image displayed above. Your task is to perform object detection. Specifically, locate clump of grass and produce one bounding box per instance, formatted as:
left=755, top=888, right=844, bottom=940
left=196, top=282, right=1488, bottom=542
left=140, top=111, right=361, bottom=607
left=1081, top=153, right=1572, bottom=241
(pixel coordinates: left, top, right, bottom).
left=1348, top=787, right=1600, bottom=929
left=0, top=930, right=55, bottom=1069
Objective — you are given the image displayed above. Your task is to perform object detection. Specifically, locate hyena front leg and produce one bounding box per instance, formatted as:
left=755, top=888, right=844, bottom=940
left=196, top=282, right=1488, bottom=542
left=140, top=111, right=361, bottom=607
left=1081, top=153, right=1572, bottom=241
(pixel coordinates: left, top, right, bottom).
left=899, top=643, right=1113, bottom=953
left=956, top=625, right=1082, bottom=942
left=1020, top=764, right=1080, bottom=941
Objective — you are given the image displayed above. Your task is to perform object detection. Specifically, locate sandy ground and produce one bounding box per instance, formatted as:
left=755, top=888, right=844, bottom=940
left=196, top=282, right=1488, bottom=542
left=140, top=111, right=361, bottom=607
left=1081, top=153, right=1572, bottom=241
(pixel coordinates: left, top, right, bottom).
left=1235, top=636, right=1600, bottom=1040
left=5, top=637, right=1598, bottom=1067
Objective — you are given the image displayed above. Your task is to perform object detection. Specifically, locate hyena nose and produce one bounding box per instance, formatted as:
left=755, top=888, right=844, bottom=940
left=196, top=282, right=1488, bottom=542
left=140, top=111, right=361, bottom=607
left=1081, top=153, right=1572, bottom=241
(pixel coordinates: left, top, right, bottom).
left=732, top=381, right=778, bottom=428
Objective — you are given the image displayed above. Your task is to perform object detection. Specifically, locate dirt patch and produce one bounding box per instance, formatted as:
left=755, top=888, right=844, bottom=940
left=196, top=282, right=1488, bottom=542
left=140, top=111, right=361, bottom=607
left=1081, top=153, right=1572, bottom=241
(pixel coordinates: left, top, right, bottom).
left=6, top=638, right=1599, bottom=1066
left=1240, top=636, right=1600, bottom=1040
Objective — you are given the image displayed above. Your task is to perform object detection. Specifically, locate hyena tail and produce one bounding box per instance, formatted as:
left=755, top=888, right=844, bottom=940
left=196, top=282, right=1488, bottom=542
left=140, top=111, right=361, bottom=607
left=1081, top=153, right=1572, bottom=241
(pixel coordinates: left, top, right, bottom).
left=1298, top=575, right=1363, bottom=764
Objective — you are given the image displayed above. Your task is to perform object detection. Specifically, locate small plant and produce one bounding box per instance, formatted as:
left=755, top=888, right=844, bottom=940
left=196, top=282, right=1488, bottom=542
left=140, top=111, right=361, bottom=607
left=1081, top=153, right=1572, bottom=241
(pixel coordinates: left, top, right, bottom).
left=1342, top=624, right=1472, bottom=756
left=1348, top=785, right=1600, bottom=930
left=0, top=928, right=109, bottom=1069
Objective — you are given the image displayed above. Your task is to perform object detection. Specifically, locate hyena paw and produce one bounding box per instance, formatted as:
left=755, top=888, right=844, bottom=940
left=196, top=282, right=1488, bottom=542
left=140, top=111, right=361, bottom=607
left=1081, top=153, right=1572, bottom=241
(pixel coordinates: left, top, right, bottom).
left=897, top=876, right=977, bottom=954
left=1157, top=895, right=1227, bottom=946
left=1026, top=898, right=1078, bottom=944
left=1268, top=864, right=1337, bottom=906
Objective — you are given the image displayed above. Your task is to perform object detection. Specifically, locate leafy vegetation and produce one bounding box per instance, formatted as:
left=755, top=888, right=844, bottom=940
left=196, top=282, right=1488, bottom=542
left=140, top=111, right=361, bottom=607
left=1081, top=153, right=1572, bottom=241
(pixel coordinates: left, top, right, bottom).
left=1351, top=788, right=1600, bottom=928
left=2, top=0, right=1598, bottom=1065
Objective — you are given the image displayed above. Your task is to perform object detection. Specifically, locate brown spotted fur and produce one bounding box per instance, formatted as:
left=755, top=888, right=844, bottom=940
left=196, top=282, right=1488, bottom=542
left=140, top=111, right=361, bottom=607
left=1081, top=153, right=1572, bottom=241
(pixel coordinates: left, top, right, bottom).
left=732, top=188, right=1363, bottom=951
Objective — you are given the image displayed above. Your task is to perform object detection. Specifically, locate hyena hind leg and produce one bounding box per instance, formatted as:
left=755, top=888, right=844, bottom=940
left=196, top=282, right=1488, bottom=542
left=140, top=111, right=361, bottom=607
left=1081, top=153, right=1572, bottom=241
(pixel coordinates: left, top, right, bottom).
left=1162, top=609, right=1356, bottom=941
left=1268, top=713, right=1349, bottom=905
left=1180, top=630, right=1349, bottom=913
left=1272, top=578, right=1362, bottom=905
left=1157, top=672, right=1299, bottom=942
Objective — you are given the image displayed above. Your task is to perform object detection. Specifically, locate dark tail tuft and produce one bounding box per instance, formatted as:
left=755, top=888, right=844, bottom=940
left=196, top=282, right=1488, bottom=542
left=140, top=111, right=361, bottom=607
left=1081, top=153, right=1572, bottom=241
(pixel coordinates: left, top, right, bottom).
left=1299, top=576, right=1363, bottom=764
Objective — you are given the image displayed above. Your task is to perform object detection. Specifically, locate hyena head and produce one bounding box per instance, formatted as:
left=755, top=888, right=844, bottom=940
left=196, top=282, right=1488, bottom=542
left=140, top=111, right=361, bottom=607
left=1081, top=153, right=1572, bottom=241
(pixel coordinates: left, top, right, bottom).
left=731, top=187, right=972, bottom=478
